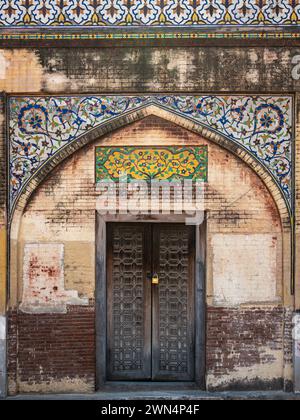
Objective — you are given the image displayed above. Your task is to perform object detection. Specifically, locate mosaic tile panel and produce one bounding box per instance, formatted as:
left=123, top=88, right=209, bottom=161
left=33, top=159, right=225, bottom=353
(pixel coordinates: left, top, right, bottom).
left=95, top=147, right=208, bottom=183
left=0, top=0, right=299, bottom=27
left=9, top=95, right=293, bottom=213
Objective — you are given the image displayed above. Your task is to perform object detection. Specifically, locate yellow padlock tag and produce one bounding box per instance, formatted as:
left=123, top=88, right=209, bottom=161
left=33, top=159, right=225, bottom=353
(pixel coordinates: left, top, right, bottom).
left=152, top=274, right=159, bottom=285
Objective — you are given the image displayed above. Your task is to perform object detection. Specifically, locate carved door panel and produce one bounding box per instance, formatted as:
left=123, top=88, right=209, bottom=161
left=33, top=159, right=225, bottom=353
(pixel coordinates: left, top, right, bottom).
left=106, top=223, right=195, bottom=382
left=107, top=224, right=152, bottom=381
left=152, top=225, right=195, bottom=381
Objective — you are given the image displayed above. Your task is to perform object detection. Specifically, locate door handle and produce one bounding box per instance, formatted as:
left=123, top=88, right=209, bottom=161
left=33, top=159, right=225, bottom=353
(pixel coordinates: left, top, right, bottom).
left=152, top=274, right=159, bottom=285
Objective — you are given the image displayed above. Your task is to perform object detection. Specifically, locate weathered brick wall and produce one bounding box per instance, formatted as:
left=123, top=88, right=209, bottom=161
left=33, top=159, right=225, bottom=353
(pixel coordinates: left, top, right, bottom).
left=6, top=115, right=286, bottom=393
left=0, top=47, right=299, bottom=94
left=7, top=310, right=17, bottom=395
left=8, top=306, right=95, bottom=394
left=37, top=47, right=298, bottom=93
left=8, top=305, right=290, bottom=393
left=207, top=307, right=293, bottom=391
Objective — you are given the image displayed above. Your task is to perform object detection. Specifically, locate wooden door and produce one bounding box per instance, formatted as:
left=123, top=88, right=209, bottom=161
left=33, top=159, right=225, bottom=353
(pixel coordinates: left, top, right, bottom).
left=152, top=224, right=195, bottom=381
left=106, top=223, right=195, bottom=382
left=107, top=224, right=152, bottom=381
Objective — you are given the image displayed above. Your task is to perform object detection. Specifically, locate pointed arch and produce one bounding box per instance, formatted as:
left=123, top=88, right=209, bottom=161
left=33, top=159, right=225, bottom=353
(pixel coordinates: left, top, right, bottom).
left=10, top=103, right=291, bottom=236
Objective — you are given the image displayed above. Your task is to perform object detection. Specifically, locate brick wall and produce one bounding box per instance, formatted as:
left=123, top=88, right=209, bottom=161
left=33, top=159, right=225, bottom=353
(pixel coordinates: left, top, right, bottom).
left=7, top=304, right=290, bottom=393
left=207, top=306, right=288, bottom=391
left=0, top=47, right=299, bottom=94
left=7, top=311, right=17, bottom=395
left=8, top=306, right=95, bottom=394
left=37, top=47, right=295, bottom=93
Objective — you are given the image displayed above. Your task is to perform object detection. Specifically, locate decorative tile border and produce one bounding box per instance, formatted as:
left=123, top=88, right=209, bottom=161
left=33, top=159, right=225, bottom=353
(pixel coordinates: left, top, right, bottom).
left=1, top=31, right=300, bottom=41
left=0, top=0, right=299, bottom=27
left=95, top=146, right=208, bottom=182
left=9, top=95, right=293, bottom=214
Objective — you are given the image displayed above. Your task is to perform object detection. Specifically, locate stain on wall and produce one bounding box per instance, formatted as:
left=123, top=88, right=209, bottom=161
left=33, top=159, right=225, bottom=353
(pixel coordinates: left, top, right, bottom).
left=37, top=47, right=300, bottom=93
left=0, top=48, right=299, bottom=95
left=20, top=243, right=88, bottom=314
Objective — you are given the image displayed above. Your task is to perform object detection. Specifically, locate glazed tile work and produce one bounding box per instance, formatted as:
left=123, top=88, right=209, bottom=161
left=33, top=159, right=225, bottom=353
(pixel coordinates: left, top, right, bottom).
left=1, top=32, right=300, bottom=41
left=95, top=147, right=208, bottom=183
left=9, top=95, right=293, bottom=213
left=0, top=0, right=299, bottom=27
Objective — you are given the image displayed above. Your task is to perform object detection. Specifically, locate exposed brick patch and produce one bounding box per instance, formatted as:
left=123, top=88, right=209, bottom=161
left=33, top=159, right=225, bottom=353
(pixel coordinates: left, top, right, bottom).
left=8, top=305, right=95, bottom=393
left=7, top=310, right=17, bottom=394
left=207, top=306, right=285, bottom=389
left=284, top=308, right=293, bottom=367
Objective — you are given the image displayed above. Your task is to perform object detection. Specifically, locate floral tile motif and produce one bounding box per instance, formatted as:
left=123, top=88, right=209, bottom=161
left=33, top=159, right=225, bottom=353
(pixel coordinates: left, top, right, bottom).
left=0, top=0, right=299, bottom=27
left=95, top=146, right=208, bottom=182
left=9, top=95, right=293, bottom=213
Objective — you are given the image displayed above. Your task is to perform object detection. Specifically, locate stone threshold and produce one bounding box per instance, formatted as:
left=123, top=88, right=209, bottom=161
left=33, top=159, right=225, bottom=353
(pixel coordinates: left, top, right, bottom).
left=4, top=391, right=300, bottom=401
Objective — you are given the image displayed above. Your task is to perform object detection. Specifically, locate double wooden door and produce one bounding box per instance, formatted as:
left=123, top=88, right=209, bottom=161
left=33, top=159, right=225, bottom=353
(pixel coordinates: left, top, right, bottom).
left=106, top=223, right=196, bottom=382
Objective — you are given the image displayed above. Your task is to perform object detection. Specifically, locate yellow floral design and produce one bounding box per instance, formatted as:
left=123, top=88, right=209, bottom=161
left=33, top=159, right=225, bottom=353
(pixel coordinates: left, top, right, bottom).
left=96, top=147, right=207, bottom=182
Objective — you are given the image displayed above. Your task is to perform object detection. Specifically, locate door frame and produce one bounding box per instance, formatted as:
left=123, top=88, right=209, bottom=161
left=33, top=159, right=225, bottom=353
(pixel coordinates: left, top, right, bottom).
left=95, top=213, right=206, bottom=390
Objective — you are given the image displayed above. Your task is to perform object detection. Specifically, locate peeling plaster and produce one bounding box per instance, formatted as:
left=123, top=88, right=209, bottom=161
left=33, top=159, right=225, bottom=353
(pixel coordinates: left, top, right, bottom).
left=294, top=314, right=300, bottom=393
left=20, top=243, right=89, bottom=314
left=0, top=315, right=6, bottom=398
left=18, top=377, right=93, bottom=394
left=212, top=234, right=280, bottom=306
left=207, top=349, right=283, bottom=390
left=0, top=226, right=6, bottom=315
left=43, top=72, right=71, bottom=93
left=263, top=50, right=279, bottom=65
left=249, top=51, right=259, bottom=63
left=0, top=52, right=9, bottom=80
left=245, top=69, right=260, bottom=84
left=0, top=50, right=75, bottom=93
left=0, top=50, right=43, bottom=92
left=0, top=316, right=5, bottom=340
